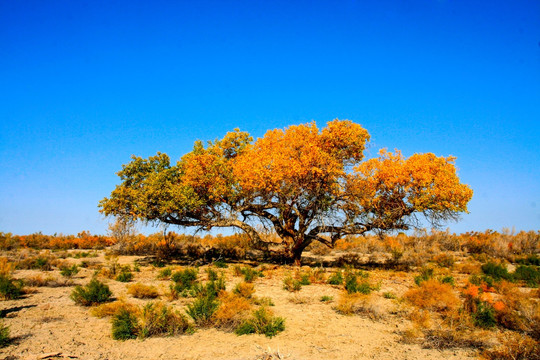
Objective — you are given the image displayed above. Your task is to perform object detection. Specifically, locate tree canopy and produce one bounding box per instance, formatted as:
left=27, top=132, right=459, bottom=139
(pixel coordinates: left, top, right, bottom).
left=99, top=119, right=473, bottom=264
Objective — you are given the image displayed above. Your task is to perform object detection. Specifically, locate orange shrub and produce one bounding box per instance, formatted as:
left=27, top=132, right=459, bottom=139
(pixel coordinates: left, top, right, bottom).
left=213, top=291, right=252, bottom=329
left=405, top=279, right=460, bottom=312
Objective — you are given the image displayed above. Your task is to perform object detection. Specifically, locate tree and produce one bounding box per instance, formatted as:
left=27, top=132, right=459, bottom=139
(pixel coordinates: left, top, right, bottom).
left=99, top=119, right=473, bottom=265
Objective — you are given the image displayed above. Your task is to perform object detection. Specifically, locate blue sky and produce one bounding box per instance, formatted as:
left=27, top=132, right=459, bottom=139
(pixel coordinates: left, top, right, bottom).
left=1, top=0, right=539, bottom=236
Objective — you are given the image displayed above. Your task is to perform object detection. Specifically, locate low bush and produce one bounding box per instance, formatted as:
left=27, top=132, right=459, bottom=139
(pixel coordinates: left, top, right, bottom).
left=405, top=279, right=459, bottom=313
left=472, top=301, right=497, bottom=328
left=334, top=293, right=383, bottom=320
left=344, top=271, right=372, bottom=294
left=233, top=282, right=255, bottom=299
left=91, top=300, right=139, bottom=318
left=213, top=292, right=252, bottom=329
left=213, top=259, right=228, bottom=268
left=482, top=333, right=540, bottom=360
left=513, top=265, right=540, bottom=287
left=71, top=278, right=112, bottom=306
left=414, top=267, right=434, bottom=286
left=433, top=253, right=455, bottom=268
left=283, top=275, right=301, bottom=292
left=320, top=295, right=333, bottom=302
left=327, top=270, right=343, bottom=285
left=241, top=267, right=263, bottom=283
left=0, top=322, right=10, bottom=347
left=235, top=307, right=285, bottom=338
left=60, top=264, right=79, bottom=278
left=516, top=254, right=540, bottom=266
left=157, top=267, right=173, bottom=280
left=481, top=262, right=513, bottom=282
left=186, top=293, right=220, bottom=326
left=0, top=274, right=24, bottom=300
left=111, top=309, right=139, bottom=340
left=139, top=302, right=191, bottom=338
left=171, top=268, right=198, bottom=291
left=127, top=283, right=159, bottom=299
left=115, top=270, right=133, bottom=283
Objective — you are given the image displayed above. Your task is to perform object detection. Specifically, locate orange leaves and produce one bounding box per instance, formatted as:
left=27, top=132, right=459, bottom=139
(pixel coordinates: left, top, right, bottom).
left=234, top=119, right=368, bottom=196
left=350, top=149, right=473, bottom=218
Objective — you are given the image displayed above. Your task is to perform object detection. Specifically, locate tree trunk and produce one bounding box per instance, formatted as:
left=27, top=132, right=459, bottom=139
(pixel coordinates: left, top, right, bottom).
left=290, top=245, right=304, bottom=266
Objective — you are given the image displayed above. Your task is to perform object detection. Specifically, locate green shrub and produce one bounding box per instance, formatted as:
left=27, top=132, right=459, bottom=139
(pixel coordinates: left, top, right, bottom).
left=157, top=267, right=173, bottom=280
left=516, top=254, right=540, bottom=266
left=414, top=267, right=434, bottom=286
left=328, top=270, right=343, bottom=285
left=241, top=267, right=263, bottom=283
left=0, top=274, right=24, bottom=300
left=206, top=268, right=219, bottom=281
left=481, top=262, right=513, bottom=282
left=513, top=265, right=540, bottom=287
left=60, top=264, right=79, bottom=278
left=344, top=272, right=372, bottom=294
left=192, top=277, right=226, bottom=299
left=0, top=322, right=10, bottom=347
left=71, top=278, right=112, bottom=306
left=320, top=295, right=333, bottom=302
left=35, top=257, right=51, bottom=270
left=186, top=294, right=219, bottom=326
left=383, top=292, right=396, bottom=299
left=112, top=309, right=139, bottom=340
left=139, top=302, right=191, bottom=338
left=115, top=271, right=133, bottom=282
left=299, top=273, right=311, bottom=285
left=213, top=259, right=228, bottom=268
left=440, top=275, right=455, bottom=286
left=283, top=275, right=301, bottom=292
left=235, top=307, right=285, bottom=338
left=472, top=301, right=497, bottom=329
left=171, top=268, right=198, bottom=291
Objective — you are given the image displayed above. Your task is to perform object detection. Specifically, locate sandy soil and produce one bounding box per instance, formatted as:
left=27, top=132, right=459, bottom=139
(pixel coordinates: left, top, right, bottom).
left=0, top=252, right=479, bottom=360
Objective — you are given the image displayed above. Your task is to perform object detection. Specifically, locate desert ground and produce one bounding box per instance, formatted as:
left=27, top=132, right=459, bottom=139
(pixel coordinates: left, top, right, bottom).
left=0, top=232, right=539, bottom=360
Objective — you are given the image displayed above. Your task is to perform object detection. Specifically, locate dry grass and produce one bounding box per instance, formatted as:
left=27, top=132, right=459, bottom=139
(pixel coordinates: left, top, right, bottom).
left=334, top=292, right=384, bottom=320
left=233, top=282, right=255, bottom=299
left=91, top=300, right=139, bottom=318
left=212, top=291, right=252, bottom=329
left=127, top=283, right=160, bottom=299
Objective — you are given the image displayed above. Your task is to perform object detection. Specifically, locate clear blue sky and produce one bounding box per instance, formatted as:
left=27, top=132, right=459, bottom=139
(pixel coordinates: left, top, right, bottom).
left=1, top=0, right=539, bottom=236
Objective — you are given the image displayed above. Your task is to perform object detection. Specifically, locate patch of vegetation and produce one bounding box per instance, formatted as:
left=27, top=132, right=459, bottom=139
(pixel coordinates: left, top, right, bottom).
left=513, top=265, right=540, bottom=287
left=157, top=267, right=173, bottom=280
left=233, top=282, right=255, bottom=299
left=60, top=264, right=79, bottom=278
left=235, top=307, right=285, bottom=338
left=320, top=295, right=333, bottom=302
left=0, top=322, right=10, bottom=347
left=0, top=274, right=24, bottom=300
left=481, top=261, right=513, bottom=282
left=327, top=270, right=343, bottom=285
left=71, top=278, right=112, bottom=306
left=472, top=301, right=497, bottom=328
left=171, top=268, right=198, bottom=292
left=344, top=271, right=372, bottom=294
left=186, top=293, right=220, bottom=326
left=139, top=302, right=191, bottom=338
left=283, top=275, right=301, bottom=292
left=414, top=267, right=434, bottom=286
left=112, top=308, right=139, bottom=340
left=115, top=270, right=133, bottom=283
left=213, top=259, right=228, bottom=268
left=240, top=267, right=263, bottom=283
left=128, top=283, right=159, bottom=299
